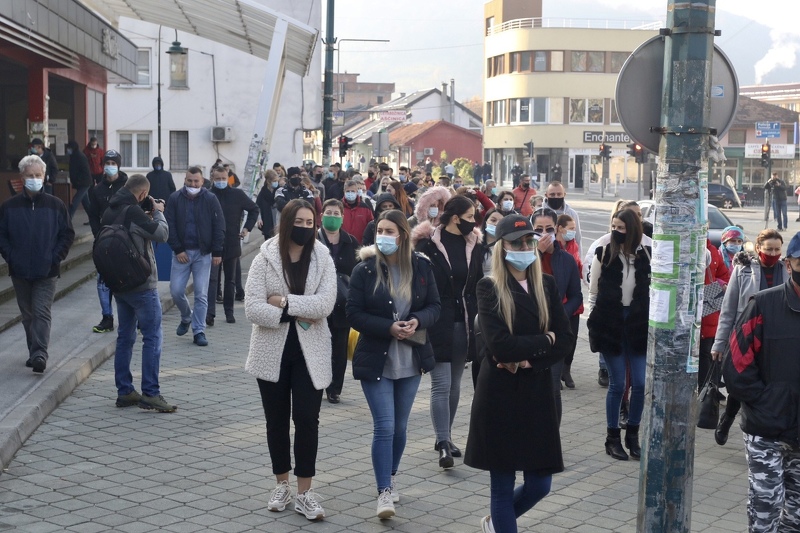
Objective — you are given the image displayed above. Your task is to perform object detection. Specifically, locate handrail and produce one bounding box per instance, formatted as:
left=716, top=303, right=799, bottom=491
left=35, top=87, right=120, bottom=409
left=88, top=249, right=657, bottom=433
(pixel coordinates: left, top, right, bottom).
left=487, top=18, right=662, bottom=35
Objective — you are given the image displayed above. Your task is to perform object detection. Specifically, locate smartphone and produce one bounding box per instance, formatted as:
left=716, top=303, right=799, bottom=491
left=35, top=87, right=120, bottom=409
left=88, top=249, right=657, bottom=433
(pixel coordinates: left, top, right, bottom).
left=298, top=321, right=311, bottom=330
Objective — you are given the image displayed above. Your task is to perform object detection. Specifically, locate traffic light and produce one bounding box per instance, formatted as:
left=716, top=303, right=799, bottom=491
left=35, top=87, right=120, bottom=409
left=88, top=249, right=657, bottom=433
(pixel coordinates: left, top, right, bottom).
left=626, top=143, right=637, bottom=158
left=338, top=135, right=353, bottom=157
left=761, top=143, right=771, bottom=168
left=599, top=143, right=611, bottom=160
left=524, top=141, right=534, bottom=157
left=627, top=142, right=645, bottom=164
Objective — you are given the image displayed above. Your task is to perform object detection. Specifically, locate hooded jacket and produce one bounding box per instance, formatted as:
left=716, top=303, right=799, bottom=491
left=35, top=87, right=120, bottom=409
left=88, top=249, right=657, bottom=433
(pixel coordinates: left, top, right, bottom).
left=100, top=187, right=169, bottom=292
left=146, top=157, right=176, bottom=203
left=407, top=186, right=451, bottom=229
left=412, top=221, right=484, bottom=362
left=346, top=245, right=441, bottom=380
left=361, top=192, right=401, bottom=246
left=67, top=141, right=92, bottom=189
left=83, top=143, right=104, bottom=176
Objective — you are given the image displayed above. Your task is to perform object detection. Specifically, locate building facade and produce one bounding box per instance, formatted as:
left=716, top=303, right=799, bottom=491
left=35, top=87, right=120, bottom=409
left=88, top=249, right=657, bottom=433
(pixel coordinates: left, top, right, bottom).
left=483, top=0, right=659, bottom=190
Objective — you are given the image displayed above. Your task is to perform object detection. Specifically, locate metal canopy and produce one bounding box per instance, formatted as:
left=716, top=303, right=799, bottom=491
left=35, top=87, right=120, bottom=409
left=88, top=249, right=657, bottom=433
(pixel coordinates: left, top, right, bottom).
left=84, top=0, right=317, bottom=76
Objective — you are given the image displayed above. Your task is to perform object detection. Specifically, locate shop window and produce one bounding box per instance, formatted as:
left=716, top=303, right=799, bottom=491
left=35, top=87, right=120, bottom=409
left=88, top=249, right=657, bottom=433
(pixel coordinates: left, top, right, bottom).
left=170, top=131, right=189, bottom=169
left=119, top=132, right=151, bottom=168
left=611, top=52, right=629, bottom=73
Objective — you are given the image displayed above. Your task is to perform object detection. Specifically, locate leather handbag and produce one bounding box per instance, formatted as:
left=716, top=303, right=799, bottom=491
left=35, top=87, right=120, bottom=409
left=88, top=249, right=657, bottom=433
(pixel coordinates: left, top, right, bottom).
left=697, top=360, right=721, bottom=429
left=402, top=328, right=427, bottom=347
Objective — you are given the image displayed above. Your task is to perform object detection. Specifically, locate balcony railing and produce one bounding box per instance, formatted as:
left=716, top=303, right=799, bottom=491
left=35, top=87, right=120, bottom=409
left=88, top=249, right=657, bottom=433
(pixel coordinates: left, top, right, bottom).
left=487, top=18, right=662, bottom=36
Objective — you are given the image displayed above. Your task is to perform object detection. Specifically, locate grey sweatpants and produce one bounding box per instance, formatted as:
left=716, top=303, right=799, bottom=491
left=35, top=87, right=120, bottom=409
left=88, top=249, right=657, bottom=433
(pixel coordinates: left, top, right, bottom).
left=12, top=276, right=57, bottom=362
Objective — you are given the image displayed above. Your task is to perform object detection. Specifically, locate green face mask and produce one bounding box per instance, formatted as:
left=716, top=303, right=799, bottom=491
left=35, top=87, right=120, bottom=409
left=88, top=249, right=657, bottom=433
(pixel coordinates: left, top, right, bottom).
left=322, top=215, right=343, bottom=232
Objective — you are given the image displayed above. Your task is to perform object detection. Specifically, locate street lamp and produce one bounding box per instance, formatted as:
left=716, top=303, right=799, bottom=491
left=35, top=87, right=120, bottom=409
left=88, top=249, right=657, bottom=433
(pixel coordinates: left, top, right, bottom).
left=157, top=27, right=186, bottom=156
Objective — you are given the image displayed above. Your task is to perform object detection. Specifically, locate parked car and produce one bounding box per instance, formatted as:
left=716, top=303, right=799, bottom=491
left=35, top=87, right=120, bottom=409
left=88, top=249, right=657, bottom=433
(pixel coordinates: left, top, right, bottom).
left=639, top=200, right=743, bottom=248
left=707, top=183, right=741, bottom=209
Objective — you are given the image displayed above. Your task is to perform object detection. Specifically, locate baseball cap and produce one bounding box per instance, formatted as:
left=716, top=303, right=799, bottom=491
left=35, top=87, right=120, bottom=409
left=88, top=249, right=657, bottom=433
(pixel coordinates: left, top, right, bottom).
left=495, top=214, right=535, bottom=242
left=785, top=232, right=800, bottom=258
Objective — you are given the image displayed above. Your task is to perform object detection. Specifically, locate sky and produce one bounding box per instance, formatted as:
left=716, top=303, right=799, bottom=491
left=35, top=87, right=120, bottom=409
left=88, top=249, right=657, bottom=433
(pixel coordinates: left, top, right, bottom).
left=323, top=0, right=800, bottom=101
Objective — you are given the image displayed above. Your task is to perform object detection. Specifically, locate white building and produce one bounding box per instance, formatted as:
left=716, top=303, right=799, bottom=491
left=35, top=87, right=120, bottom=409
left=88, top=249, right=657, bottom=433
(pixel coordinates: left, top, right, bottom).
left=104, top=3, right=321, bottom=183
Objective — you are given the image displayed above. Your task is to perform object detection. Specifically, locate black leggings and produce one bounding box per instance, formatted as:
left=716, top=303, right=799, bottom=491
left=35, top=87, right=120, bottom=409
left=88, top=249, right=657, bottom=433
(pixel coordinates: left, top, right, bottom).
left=257, top=346, right=323, bottom=478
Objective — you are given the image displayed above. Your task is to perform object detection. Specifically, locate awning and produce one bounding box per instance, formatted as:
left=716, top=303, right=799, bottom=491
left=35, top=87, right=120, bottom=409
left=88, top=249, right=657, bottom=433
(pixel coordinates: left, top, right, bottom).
left=81, top=0, right=318, bottom=76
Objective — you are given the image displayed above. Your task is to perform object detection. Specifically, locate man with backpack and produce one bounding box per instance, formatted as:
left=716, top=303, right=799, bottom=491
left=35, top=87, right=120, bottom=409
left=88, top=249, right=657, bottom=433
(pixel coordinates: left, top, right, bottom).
left=98, top=174, right=175, bottom=412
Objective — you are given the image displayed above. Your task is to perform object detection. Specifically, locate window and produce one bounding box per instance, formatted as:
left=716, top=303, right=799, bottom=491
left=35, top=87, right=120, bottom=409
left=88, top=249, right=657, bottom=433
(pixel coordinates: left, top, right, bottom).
left=491, top=100, right=506, bottom=125
left=549, top=98, right=564, bottom=124
left=611, top=52, right=629, bottom=73
left=510, top=99, right=518, bottom=122
left=485, top=16, right=495, bottom=36
left=119, top=132, right=151, bottom=168
left=169, top=131, right=189, bottom=169
left=87, top=89, right=105, bottom=141
left=587, top=99, right=604, bottom=123
left=510, top=52, right=532, bottom=73
left=534, top=51, right=547, bottom=72
left=377, top=95, right=384, bottom=104
left=550, top=51, right=564, bottom=72
left=588, top=52, right=605, bottom=72
left=569, top=98, right=586, bottom=122
left=136, top=49, right=151, bottom=85
left=532, top=98, right=547, bottom=122
left=571, top=51, right=605, bottom=72
left=170, top=51, right=188, bottom=88
left=493, top=55, right=505, bottom=76
left=571, top=52, right=587, bottom=72
left=610, top=99, right=620, bottom=124
left=518, top=99, right=529, bottom=122
left=509, top=98, right=549, bottom=124
left=569, top=98, right=604, bottom=123
left=727, top=129, right=746, bottom=144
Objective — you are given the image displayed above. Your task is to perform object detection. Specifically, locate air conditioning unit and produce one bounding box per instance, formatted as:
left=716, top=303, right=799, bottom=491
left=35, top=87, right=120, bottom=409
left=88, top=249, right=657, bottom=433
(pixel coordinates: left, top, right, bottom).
left=210, top=126, right=234, bottom=142
left=423, top=147, right=434, bottom=156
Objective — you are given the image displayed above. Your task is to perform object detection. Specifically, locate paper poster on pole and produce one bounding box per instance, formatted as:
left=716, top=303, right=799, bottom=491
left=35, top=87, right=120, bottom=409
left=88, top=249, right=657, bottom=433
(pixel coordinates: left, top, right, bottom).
left=649, top=283, right=676, bottom=329
left=651, top=234, right=680, bottom=278
left=687, top=327, right=699, bottom=373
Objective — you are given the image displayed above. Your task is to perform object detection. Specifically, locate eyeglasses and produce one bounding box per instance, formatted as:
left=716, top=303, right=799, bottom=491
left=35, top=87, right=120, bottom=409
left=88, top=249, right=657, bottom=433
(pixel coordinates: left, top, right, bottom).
left=506, top=236, right=536, bottom=250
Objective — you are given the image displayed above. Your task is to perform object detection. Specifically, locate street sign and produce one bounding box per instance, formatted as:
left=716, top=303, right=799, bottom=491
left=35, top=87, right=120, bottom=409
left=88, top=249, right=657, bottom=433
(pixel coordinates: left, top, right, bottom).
left=371, top=131, right=389, bottom=157
left=332, top=111, right=344, bottom=126
left=745, top=143, right=795, bottom=159
left=755, top=121, right=781, bottom=138
left=615, top=36, right=739, bottom=154
left=379, top=111, right=407, bottom=123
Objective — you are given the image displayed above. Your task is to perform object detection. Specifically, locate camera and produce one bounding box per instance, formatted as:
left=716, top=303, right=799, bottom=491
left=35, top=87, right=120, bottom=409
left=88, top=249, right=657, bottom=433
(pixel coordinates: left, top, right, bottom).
left=140, top=196, right=154, bottom=212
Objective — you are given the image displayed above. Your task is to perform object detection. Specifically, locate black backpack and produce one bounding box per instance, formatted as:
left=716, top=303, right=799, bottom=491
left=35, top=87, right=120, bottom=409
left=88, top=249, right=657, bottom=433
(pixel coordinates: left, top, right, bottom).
left=92, top=205, right=151, bottom=292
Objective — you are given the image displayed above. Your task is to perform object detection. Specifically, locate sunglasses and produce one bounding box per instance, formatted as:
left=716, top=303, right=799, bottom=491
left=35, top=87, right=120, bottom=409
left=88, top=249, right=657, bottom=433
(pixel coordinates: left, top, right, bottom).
left=506, top=236, right=536, bottom=251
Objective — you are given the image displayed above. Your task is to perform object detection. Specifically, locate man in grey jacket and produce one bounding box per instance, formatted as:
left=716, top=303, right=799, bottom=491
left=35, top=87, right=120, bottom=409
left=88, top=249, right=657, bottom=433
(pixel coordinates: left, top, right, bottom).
left=100, top=175, right=176, bottom=413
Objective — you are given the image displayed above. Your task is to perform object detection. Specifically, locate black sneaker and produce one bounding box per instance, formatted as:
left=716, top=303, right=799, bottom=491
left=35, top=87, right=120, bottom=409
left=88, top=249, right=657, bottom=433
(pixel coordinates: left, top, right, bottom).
left=25, top=358, right=33, bottom=368
left=193, top=332, right=208, bottom=346
left=235, top=290, right=245, bottom=302
left=226, top=314, right=236, bottom=324
left=206, top=316, right=215, bottom=327
left=93, top=315, right=114, bottom=333
left=31, top=355, right=46, bottom=373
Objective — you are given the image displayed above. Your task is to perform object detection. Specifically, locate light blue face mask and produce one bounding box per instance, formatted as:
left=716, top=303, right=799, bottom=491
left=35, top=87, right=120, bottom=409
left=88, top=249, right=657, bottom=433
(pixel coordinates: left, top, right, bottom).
left=344, top=191, right=357, bottom=202
left=104, top=165, right=118, bottom=177
left=376, top=235, right=398, bottom=256
left=492, top=187, right=498, bottom=196
left=504, top=250, right=537, bottom=271
left=271, top=181, right=279, bottom=188
left=564, top=230, right=576, bottom=241
left=485, top=224, right=496, bottom=237
left=725, top=243, right=742, bottom=254
left=213, top=181, right=228, bottom=189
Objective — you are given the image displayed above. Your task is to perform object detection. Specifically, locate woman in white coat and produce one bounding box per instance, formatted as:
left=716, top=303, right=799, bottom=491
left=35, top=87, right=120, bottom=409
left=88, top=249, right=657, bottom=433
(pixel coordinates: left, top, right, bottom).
left=244, top=199, right=337, bottom=520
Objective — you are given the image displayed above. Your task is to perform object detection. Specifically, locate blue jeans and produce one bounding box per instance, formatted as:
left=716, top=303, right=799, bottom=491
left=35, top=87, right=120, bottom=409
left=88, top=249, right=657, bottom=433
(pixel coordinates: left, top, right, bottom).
left=361, top=375, right=422, bottom=492
left=169, top=250, right=212, bottom=335
left=489, top=470, right=551, bottom=533
left=97, top=274, right=114, bottom=316
left=774, top=200, right=788, bottom=229
left=114, top=289, right=163, bottom=397
left=603, top=308, right=646, bottom=428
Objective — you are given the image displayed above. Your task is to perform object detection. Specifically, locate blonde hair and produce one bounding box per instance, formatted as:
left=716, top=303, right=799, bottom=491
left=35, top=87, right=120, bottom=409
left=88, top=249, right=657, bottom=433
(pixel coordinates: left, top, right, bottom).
left=373, top=210, right=413, bottom=302
left=490, top=241, right=549, bottom=333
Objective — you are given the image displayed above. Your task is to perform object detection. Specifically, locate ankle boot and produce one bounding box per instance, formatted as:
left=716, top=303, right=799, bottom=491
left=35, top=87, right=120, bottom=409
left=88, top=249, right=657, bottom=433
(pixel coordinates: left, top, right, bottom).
left=605, top=428, right=629, bottom=461
left=625, top=424, right=641, bottom=459
left=715, top=413, right=735, bottom=446
left=437, top=440, right=454, bottom=469
left=561, top=364, right=575, bottom=389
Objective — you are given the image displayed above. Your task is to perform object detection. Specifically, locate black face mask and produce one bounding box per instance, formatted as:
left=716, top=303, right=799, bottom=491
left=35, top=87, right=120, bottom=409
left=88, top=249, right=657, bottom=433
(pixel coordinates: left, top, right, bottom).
left=458, top=219, right=476, bottom=236
left=547, top=197, right=564, bottom=210
left=289, top=177, right=301, bottom=187
left=792, top=268, right=800, bottom=286
left=290, top=225, right=315, bottom=246
left=313, top=173, right=323, bottom=181
left=612, top=230, right=627, bottom=245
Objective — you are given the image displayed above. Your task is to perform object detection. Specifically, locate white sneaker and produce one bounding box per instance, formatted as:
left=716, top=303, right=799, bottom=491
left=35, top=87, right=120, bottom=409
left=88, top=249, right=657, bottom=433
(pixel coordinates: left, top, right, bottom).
left=390, top=475, right=400, bottom=503
left=376, top=488, right=396, bottom=519
left=295, top=490, right=325, bottom=520
left=480, top=515, right=495, bottom=533
left=267, top=480, right=292, bottom=512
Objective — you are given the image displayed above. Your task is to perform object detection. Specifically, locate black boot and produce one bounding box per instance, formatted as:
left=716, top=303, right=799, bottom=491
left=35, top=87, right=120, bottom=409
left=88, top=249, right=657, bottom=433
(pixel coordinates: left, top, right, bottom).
left=715, top=414, right=735, bottom=446
left=598, top=369, right=609, bottom=387
left=437, top=440, right=454, bottom=469
left=625, top=424, right=641, bottom=460
left=562, top=364, right=575, bottom=389
left=605, top=428, right=629, bottom=461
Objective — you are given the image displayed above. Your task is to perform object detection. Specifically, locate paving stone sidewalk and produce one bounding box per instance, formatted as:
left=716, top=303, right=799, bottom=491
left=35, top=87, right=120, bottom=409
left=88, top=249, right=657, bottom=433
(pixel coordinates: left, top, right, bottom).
left=0, top=309, right=750, bottom=532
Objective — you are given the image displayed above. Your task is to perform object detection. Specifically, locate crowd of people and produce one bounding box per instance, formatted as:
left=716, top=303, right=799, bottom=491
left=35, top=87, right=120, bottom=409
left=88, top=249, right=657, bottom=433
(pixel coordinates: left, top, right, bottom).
left=2, top=151, right=800, bottom=532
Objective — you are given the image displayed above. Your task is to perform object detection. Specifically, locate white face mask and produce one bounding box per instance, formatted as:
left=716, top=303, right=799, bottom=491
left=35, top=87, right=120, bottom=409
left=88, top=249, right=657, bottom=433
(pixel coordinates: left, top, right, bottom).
left=185, top=186, right=202, bottom=195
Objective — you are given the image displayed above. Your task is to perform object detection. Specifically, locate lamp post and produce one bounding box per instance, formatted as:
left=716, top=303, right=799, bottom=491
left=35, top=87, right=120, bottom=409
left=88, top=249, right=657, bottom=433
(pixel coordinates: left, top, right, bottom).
left=157, top=27, right=186, bottom=156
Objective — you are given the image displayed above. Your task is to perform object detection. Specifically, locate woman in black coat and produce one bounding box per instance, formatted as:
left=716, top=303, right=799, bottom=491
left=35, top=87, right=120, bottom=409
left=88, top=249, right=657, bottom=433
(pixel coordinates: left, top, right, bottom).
left=411, top=194, right=484, bottom=469
left=257, top=169, right=280, bottom=239
left=465, top=215, right=574, bottom=533
left=317, top=198, right=359, bottom=404
left=346, top=209, right=441, bottom=520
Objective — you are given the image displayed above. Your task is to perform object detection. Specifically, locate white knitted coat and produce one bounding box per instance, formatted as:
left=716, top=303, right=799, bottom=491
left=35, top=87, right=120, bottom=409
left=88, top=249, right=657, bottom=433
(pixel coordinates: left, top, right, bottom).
left=244, top=237, right=337, bottom=389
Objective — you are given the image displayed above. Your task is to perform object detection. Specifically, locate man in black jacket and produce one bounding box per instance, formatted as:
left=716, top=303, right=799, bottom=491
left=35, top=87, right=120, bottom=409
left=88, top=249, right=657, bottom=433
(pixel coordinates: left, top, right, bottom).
left=88, top=150, right=129, bottom=334
left=723, top=232, right=800, bottom=532
left=165, top=166, right=225, bottom=347
left=274, top=166, right=314, bottom=212
left=30, top=138, right=59, bottom=194
left=0, top=155, right=75, bottom=373
left=145, top=156, right=176, bottom=204
left=66, top=140, right=93, bottom=219
left=206, top=164, right=258, bottom=325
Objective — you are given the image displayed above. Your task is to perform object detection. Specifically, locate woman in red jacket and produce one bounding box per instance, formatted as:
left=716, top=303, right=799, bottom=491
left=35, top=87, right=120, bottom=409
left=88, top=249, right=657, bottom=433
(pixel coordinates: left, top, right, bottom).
left=699, top=241, right=730, bottom=391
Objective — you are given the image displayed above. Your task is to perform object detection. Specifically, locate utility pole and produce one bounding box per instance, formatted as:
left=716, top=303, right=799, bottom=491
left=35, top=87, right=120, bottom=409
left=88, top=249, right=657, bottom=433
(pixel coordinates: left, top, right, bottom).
left=638, top=1, right=716, bottom=531
left=321, top=0, right=335, bottom=167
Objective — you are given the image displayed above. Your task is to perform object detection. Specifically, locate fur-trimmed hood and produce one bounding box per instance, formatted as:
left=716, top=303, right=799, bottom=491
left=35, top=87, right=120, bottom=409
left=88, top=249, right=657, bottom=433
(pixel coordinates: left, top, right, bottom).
left=733, top=249, right=757, bottom=267
left=413, top=186, right=452, bottom=225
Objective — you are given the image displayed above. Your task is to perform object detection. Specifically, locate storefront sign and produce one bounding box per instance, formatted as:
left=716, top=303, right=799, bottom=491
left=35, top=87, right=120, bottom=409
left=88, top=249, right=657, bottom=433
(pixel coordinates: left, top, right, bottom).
left=583, top=131, right=631, bottom=144
left=379, top=111, right=407, bottom=123
left=744, top=143, right=795, bottom=159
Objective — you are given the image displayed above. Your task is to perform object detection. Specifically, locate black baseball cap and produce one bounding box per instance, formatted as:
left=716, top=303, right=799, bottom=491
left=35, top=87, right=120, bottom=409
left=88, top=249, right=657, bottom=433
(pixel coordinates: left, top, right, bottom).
left=495, top=214, right=535, bottom=241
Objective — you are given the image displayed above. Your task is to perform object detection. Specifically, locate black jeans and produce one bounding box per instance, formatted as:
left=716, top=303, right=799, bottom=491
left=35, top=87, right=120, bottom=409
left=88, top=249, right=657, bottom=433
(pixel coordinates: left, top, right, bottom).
left=565, top=314, right=580, bottom=366
left=257, top=345, right=323, bottom=478
left=327, top=323, right=350, bottom=396
left=697, top=337, right=715, bottom=392
left=206, top=257, right=237, bottom=318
